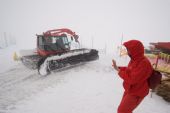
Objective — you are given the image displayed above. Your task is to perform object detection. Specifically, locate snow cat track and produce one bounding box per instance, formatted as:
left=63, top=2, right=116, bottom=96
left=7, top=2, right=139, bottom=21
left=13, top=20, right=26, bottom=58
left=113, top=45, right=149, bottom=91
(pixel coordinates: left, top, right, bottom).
left=38, top=48, right=99, bottom=75
left=21, top=48, right=99, bottom=75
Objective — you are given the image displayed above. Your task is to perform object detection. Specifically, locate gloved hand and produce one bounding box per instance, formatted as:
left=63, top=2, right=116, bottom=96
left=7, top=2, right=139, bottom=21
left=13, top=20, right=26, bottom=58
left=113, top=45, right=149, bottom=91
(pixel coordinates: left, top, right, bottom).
left=112, top=59, right=120, bottom=72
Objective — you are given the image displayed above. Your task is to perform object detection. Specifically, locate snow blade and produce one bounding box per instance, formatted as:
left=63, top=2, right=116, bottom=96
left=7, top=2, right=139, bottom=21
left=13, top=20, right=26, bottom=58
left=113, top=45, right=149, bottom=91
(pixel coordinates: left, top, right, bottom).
left=37, top=48, right=99, bottom=75
left=21, top=55, right=42, bottom=69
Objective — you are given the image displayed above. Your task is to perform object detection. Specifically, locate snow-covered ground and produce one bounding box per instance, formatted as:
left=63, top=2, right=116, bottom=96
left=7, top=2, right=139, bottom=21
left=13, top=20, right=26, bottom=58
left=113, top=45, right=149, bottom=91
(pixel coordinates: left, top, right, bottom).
left=0, top=47, right=169, bottom=113
left=0, top=45, right=19, bottom=73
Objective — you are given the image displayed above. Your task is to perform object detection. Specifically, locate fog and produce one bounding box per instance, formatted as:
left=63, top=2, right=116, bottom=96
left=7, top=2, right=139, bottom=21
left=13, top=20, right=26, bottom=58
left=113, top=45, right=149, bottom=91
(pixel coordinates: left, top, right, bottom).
left=0, top=0, right=170, bottom=52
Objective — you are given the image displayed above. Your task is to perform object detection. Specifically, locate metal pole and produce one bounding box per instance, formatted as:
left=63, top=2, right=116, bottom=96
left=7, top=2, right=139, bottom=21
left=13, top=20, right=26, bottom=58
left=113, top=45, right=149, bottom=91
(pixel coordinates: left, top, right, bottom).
left=119, top=33, right=124, bottom=57
left=155, top=53, right=160, bottom=69
left=91, top=36, right=93, bottom=49
left=105, top=42, right=107, bottom=55
left=4, top=32, right=8, bottom=47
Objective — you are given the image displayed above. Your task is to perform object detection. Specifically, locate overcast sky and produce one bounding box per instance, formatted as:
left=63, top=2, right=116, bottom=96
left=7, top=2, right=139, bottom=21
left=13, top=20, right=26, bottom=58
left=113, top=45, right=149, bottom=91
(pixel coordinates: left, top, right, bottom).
left=0, top=0, right=170, bottom=51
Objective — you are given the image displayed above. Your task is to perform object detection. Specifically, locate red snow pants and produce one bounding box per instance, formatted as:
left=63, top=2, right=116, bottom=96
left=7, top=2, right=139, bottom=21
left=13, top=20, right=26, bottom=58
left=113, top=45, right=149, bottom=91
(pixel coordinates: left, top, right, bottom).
left=117, top=92, right=144, bottom=113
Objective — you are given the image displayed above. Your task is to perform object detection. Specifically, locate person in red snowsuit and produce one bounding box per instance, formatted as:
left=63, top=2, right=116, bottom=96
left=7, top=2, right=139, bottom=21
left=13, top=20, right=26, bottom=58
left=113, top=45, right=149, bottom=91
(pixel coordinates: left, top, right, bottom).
left=112, top=40, right=153, bottom=113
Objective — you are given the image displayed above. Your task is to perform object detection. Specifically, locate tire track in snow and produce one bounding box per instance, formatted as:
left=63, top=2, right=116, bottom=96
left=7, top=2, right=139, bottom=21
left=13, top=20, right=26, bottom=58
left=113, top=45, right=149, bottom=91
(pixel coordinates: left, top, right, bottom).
left=0, top=55, right=112, bottom=112
left=0, top=63, right=39, bottom=111
left=0, top=64, right=37, bottom=88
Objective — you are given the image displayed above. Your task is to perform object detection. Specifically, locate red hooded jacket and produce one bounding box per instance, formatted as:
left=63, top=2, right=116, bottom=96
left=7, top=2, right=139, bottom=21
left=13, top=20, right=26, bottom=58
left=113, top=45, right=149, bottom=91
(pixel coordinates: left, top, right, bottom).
left=118, top=40, right=153, bottom=97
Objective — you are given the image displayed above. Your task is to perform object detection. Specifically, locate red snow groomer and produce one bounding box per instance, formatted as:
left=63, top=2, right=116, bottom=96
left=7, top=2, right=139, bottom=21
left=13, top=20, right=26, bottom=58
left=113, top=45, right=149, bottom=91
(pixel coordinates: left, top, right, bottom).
left=20, top=28, right=99, bottom=75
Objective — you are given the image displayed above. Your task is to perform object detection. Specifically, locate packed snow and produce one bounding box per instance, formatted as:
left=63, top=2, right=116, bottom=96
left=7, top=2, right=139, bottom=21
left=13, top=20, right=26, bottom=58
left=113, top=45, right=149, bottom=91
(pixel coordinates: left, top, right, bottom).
left=0, top=46, right=169, bottom=113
